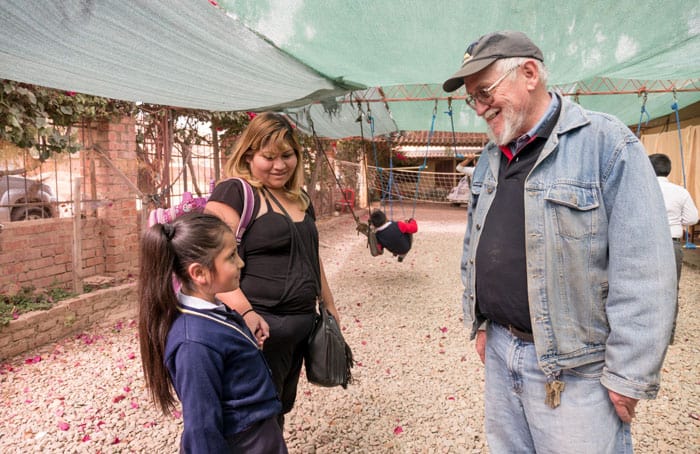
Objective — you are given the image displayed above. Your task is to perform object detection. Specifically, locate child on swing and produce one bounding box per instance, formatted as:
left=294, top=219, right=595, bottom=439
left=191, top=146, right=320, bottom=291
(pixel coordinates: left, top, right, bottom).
left=138, top=212, right=287, bottom=454
left=369, top=209, right=418, bottom=262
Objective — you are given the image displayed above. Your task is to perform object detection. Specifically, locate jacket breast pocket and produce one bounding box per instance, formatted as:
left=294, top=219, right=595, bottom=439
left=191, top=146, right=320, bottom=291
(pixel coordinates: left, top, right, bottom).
left=545, top=184, right=599, bottom=239
left=470, top=180, right=482, bottom=209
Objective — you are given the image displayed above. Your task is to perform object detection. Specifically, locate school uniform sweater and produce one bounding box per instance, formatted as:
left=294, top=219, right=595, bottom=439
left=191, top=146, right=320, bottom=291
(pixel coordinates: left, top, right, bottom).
left=165, top=295, right=281, bottom=453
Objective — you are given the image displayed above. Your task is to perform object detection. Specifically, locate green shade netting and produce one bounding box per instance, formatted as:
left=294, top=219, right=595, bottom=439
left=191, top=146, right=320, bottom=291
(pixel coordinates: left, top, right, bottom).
left=0, top=0, right=358, bottom=111
left=1, top=0, right=699, bottom=136
left=223, top=0, right=700, bottom=133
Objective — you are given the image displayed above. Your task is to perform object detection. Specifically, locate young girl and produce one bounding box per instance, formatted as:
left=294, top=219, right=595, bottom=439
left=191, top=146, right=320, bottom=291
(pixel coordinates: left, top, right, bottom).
left=138, top=212, right=287, bottom=453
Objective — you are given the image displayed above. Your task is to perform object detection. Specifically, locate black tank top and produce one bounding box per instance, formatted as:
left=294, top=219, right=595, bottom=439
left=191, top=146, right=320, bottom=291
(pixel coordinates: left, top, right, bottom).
left=209, top=179, right=319, bottom=314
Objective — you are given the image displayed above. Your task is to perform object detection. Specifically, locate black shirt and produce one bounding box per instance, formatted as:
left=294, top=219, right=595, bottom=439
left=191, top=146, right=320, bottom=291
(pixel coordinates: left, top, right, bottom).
left=209, top=179, right=319, bottom=314
left=475, top=104, right=561, bottom=333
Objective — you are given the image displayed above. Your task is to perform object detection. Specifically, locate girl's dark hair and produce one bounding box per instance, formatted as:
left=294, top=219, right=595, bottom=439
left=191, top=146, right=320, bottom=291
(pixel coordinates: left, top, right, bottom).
left=137, top=212, right=232, bottom=415
left=369, top=209, right=387, bottom=227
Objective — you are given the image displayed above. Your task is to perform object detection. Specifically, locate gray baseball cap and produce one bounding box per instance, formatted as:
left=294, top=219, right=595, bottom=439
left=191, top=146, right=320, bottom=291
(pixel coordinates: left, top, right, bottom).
left=442, top=30, right=544, bottom=93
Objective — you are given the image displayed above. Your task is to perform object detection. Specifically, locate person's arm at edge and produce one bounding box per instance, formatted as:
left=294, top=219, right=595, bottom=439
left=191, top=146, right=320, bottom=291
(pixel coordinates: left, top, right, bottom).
left=460, top=156, right=487, bottom=363
left=319, top=259, right=341, bottom=325
left=680, top=192, right=699, bottom=227
left=600, top=137, right=675, bottom=421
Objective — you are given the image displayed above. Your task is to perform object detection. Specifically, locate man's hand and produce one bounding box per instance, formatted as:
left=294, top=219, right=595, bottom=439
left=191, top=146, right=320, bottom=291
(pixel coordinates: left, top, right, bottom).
left=475, top=330, right=486, bottom=364
left=608, top=390, right=639, bottom=423
left=243, top=311, right=270, bottom=348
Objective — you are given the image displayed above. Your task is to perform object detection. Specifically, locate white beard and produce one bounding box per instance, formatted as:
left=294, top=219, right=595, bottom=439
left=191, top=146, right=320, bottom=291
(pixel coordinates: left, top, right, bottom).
left=486, top=102, right=528, bottom=146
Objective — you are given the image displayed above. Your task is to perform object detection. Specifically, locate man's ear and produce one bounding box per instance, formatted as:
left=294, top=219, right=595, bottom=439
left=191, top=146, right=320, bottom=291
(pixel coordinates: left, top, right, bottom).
left=187, top=262, right=210, bottom=286
left=521, top=59, right=540, bottom=90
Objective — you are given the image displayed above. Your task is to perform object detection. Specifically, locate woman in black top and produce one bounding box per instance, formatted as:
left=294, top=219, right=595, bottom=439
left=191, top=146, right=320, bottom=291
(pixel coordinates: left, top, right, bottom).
left=205, top=112, right=340, bottom=430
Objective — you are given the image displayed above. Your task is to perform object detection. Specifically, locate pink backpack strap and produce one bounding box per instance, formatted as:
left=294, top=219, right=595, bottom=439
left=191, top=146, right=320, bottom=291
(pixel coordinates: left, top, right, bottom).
left=231, top=177, right=254, bottom=244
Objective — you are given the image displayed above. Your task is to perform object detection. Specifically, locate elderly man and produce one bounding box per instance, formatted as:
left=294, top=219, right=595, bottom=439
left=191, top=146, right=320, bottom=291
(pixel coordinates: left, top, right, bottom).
left=443, top=31, right=676, bottom=453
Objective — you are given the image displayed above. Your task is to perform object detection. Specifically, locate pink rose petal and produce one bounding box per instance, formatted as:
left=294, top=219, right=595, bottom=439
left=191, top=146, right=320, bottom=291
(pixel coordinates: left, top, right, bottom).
left=24, top=355, right=41, bottom=364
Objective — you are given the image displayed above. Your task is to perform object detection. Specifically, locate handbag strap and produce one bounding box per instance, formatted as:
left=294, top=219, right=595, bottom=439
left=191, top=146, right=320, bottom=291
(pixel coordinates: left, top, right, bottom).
left=262, top=187, right=322, bottom=298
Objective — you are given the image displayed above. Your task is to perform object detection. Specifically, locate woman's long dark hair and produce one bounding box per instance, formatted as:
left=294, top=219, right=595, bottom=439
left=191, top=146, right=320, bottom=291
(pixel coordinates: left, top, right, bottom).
left=137, top=213, right=230, bottom=415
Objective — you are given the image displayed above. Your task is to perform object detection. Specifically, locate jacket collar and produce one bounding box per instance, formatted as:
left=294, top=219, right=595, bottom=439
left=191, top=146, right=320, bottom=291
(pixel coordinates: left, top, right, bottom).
left=553, top=92, right=590, bottom=135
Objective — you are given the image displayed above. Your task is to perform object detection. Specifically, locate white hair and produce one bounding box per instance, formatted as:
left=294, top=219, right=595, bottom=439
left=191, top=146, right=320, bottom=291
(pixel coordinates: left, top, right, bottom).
left=495, top=57, right=548, bottom=87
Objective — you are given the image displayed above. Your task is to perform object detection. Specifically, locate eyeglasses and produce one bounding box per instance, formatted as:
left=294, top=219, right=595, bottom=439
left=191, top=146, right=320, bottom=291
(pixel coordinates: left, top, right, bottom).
left=464, top=64, right=520, bottom=110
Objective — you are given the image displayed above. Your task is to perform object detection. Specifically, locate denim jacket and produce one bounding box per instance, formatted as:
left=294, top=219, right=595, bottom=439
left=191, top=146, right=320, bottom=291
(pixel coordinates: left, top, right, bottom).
left=461, top=94, right=676, bottom=399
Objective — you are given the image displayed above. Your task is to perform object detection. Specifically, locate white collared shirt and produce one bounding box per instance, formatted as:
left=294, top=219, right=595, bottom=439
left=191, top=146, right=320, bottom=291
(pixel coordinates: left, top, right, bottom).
left=656, top=177, right=699, bottom=238
left=178, top=292, right=227, bottom=311
left=456, top=164, right=475, bottom=176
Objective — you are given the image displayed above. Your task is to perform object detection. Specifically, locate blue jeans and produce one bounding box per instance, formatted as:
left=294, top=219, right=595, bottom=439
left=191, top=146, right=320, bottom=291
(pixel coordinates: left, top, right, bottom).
left=671, top=240, right=683, bottom=343
left=484, top=322, right=633, bottom=453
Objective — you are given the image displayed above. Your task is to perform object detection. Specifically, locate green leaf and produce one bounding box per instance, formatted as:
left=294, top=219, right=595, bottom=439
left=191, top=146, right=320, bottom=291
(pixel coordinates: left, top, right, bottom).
left=8, top=114, right=20, bottom=128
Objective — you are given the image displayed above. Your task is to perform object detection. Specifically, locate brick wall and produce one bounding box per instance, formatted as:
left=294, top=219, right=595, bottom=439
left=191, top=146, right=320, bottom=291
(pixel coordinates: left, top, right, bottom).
left=0, top=116, right=141, bottom=293
left=0, top=283, right=136, bottom=361
left=0, top=217, right=108, bottom=290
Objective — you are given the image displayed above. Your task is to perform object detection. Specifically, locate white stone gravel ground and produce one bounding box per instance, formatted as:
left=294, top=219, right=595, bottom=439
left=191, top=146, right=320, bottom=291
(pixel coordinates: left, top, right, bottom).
left=0, top=204, right=698, bottom=453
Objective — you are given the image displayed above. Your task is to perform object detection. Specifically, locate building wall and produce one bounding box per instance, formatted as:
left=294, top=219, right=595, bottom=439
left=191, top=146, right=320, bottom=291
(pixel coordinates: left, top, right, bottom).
left=0, top=117, right=140, bottom=293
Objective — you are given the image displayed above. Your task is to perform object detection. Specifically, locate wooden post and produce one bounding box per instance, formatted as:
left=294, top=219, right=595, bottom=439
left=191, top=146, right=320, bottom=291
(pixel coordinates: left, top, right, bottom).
left=359, top=153, right=368, bottom=209
left=72, top=177, right=83, bottom=294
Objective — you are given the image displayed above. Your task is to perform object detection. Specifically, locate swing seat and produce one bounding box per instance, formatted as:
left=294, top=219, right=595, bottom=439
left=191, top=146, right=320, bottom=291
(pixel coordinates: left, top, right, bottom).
left=355, top=222, right=383, bottom=256
left=368, top=229, right=383, bottom=256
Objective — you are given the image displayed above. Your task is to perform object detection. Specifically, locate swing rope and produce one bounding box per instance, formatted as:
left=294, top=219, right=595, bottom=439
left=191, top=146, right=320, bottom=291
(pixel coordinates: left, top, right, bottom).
left=670, top=91, right=696, bottom=248
left=358, top=101, right=393, bottom=218
left=387, top=134, right=396, bottom=220
left=364, top=102, right=399, bottom=220
left=447, top=97, right=458, bottom=158
left=304, top=109, right=363, bottom=229
left=367, top=103, right=391, bottom=211
left=446, top=98, right=462, bottom=189
left=635, top=91, right=650, bottom=138
left=410, top=100, right=438, bottom=219
left=355, top=100, right=373, bottom=219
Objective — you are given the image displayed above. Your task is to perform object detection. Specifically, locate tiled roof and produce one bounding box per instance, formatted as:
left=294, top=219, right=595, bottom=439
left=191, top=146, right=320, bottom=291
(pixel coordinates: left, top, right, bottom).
left=399, top=146, right=483, bottom=159
left=394, top=131, right=488, bottom=147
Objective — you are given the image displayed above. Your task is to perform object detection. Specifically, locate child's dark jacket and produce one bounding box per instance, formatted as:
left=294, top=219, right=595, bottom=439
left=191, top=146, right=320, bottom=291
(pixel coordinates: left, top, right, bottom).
left=165, top=297, right=281, bottom=453
left=374, top=219, right=418, bottom=255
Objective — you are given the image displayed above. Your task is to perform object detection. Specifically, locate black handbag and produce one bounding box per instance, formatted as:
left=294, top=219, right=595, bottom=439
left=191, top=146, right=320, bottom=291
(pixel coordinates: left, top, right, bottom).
left=305, top=298, right=354, bottom=388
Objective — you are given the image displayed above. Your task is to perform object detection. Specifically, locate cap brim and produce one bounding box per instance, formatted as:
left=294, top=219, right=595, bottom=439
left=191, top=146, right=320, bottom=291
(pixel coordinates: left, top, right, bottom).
left=442, top=57, right=497, bottom=92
